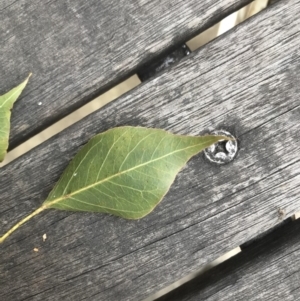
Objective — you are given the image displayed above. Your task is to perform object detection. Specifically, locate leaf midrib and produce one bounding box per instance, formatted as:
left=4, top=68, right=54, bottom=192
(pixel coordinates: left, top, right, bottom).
left=45, top=139, right=213, bottom=208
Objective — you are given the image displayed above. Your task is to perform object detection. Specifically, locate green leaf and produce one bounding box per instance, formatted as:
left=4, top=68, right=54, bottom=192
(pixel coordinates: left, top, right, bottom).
left=45, top=127, right=228, bottom=218
left=0, top=126, right=231, bottom=243
left=0, top=74, right=31, bottom=162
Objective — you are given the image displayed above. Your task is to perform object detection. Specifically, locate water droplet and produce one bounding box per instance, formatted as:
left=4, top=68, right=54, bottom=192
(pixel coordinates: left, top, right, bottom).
left=38, top=102, right=42, bottom=106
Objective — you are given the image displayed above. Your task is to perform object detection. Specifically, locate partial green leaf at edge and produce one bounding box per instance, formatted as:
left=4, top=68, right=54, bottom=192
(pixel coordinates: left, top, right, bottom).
left=43, top=126, right=231, bottom=219
left=0, top=74, right=32, bottom=162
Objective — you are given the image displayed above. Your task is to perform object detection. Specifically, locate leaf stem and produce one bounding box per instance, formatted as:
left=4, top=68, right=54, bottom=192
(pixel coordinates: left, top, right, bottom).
left=0, top=206, right=46, bottom=244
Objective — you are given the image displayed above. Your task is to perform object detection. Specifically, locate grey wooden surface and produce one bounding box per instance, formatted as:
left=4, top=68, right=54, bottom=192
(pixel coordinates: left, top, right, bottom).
left=0, top=0, right=250, bottom=149
left=1, top=0, right=299, bottom=300
left=159, top=218, right=300, bottom=301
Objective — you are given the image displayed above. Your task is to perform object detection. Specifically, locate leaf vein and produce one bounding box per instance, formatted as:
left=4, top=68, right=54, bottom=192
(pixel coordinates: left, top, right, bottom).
left=47, top=138, right=216, bottom=208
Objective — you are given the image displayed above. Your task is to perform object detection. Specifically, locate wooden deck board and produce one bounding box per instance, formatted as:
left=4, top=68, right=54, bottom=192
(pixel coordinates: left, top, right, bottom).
left=0, top=0, right=250, bottom=149
left=1, top=1, right=299, bottom=300
left=159, top=218, right=300, bottom=301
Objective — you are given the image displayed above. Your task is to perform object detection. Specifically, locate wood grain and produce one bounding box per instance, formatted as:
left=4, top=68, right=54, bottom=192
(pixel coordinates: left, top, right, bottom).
left=0, top=0, right=250, bottom=149
left=159, top=218, right=300, bottom=301
left=1, top=0, right=299, bottom=300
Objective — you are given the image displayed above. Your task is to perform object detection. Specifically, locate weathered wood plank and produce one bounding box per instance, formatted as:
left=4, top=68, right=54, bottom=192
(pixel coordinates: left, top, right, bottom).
left=0, top=0, right=250, bottom=149
left=159, top=218, right=300, bottom=301
left=1, top=0, right=299, bottom=300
